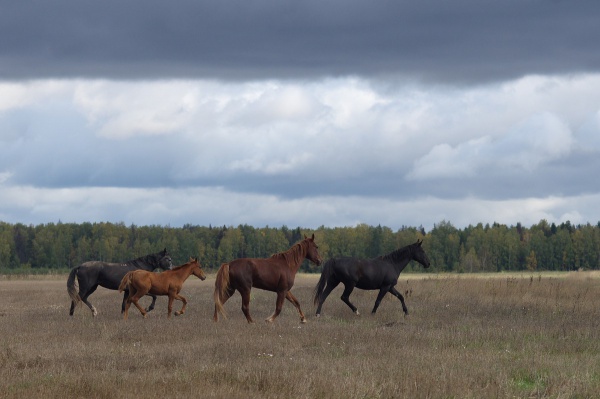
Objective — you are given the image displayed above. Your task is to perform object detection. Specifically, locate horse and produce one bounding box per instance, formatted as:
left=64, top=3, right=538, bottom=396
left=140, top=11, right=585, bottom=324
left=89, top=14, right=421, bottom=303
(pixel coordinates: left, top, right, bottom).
left=67, top=248, right=173, bottom=317
left=119, top=257, right=206, bottom=319
left=313, top=240, right=430, bottom=317
left=213, top=234, right=322, bottom=324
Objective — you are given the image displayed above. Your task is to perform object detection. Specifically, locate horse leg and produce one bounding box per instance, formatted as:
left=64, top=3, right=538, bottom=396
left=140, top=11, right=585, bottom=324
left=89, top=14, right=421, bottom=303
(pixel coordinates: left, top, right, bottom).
left=285, top=291, right=307, bottom=323
left=145, top=294, right=157, bottom=313
left=340, top=283, right=359, bottom=315
left=371, top=285, right=392, bottom=314
left=80, top=285, right=99, bottom=317
left=240, top=290, right=254, bottom=324
left=315, top=280, right=340, bottom=317
left=240, top=288, right=254, bottom=324
left=389, top=286, right=409, bottom=315
left=167, top=295, right=174, bottom=318
left=174, top=293, right=188, bottom=316
left=266, top=290, right=286, bottom=323
left=131, top=298, right=147, bottom=318
left=127, top=286, right=147, bottom=319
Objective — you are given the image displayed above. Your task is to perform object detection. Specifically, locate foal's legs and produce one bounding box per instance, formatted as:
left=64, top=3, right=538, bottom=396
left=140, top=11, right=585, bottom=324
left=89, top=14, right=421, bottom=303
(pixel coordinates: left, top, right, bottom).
left=266, top=290, right=286, bottom=323
left=285, top=291, right=307, bottom=323
left=124, top=286, right=148, bottom=320
left=315, top=279, right=340, bottom=316
left=146, top=294, right=158, bottom=313
left=169, top=292, right=188, bottom=317
left=340, top=283, right=359, bottom=315
left=371, top=284, right=393, bottom=314
left=122, top=292, right=158, bottom=314
left=388, top=286, right=409, bottom=315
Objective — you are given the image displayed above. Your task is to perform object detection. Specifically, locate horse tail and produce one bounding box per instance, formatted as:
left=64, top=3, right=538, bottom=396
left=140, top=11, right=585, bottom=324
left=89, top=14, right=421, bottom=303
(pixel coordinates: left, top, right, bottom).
left=313, top=259, right=334, bottom=306
left=118, top=271, right=134, bottom=293
left=67, top=267, right=81, bottom=304
left=213, top=263, right=230, bottom=319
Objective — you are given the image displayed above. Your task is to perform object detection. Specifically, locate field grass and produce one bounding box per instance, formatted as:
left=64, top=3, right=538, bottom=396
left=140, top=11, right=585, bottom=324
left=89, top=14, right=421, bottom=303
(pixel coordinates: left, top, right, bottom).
left=1, top=271, right=600, bottom=398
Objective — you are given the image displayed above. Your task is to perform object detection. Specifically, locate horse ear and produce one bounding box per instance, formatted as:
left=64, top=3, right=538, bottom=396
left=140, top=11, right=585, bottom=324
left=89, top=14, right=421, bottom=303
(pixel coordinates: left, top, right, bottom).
left=417, top=239, right=422, bottom=246
left=304, top=234, right=307, bottom=239
left=311, top=233, right=315, bottom=240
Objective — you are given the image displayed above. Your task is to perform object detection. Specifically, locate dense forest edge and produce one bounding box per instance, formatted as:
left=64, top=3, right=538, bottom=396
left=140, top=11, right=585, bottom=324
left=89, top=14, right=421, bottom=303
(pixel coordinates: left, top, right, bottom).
left=1, top=219, right=599, bottom=274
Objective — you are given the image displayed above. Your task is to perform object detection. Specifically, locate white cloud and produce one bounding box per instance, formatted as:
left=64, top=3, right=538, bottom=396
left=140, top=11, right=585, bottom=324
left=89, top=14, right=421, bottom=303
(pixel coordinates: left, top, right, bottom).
left=1, top=184, right=598, bottom=230
left=407, top=111, right=575, bottom=180
left=1, top=74, right=600, bottom=228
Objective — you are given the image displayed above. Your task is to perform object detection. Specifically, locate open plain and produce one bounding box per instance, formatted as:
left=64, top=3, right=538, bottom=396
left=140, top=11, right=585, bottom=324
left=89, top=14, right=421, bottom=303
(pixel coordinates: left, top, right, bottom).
left=1, top=272, right=600, bottom=398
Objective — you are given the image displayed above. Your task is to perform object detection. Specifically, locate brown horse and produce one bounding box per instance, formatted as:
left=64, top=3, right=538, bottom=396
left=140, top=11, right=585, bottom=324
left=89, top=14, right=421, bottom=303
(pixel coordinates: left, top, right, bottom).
left=119, top=257, right=206, bottom=320
left=213, top=234, right=322, bottom=324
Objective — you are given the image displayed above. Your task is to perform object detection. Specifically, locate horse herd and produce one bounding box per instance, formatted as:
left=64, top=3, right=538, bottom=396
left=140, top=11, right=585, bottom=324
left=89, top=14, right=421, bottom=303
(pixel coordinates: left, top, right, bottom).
left=67, top=235, right=431, bottom=323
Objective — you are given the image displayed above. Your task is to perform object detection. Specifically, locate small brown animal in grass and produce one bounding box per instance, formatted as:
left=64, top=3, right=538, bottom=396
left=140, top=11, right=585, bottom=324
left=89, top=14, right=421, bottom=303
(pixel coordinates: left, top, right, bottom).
left=119, top=257, right=206, bottom=319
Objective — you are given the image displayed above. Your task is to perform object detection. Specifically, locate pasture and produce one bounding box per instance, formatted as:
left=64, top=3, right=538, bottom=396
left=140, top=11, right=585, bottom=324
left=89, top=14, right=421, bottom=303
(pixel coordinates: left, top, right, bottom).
left=1, top=272, right=600, bottom=398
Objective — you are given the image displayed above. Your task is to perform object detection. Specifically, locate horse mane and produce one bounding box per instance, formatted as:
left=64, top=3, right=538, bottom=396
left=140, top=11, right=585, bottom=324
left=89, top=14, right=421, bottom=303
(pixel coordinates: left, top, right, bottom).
left=170, top=259, right=197, bottom=271
left=125, top=251, right=162, bottom=268
left=269, top=240, right=307, bottom=268
left=379, top=244, right=412, bottom=263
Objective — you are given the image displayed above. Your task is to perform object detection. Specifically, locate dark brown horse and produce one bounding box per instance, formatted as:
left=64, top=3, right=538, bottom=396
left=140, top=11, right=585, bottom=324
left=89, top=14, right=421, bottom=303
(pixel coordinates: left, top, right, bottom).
left=213, top=234, right=322, bottom=324
left=313, top=240, right=430, bottom=317
left=119, top=257, right=206, bottom=320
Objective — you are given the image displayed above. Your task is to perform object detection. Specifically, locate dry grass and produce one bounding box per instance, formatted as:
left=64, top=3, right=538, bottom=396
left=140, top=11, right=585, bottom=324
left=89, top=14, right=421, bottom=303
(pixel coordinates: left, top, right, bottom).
left=1, top=272, right=600, bottom=398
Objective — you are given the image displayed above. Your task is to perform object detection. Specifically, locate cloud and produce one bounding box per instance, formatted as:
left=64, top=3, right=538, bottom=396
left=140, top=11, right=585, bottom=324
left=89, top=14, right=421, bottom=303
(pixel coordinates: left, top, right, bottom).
left=407, top=112, right=574, bottom=180
left=1, top=1, right=600, bottom=84
left=1, top=184, right=598, bottom=231
left=1, top=73, right=600, bottom=228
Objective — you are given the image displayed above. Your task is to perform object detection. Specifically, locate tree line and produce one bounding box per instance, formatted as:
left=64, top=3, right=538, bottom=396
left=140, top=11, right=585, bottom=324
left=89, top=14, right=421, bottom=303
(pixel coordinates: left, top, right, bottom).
left=0, top=219, right=599, bottom=273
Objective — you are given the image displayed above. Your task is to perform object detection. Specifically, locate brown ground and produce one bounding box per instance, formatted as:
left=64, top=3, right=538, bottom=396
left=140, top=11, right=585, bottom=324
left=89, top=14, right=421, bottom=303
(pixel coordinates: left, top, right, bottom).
left=1, top=272, right=599, bottom=398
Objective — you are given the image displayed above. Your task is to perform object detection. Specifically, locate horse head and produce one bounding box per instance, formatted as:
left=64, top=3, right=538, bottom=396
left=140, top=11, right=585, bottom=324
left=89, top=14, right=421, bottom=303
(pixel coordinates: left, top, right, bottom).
left=304, top=233, right=323, bottom=266
left=412, top=239, right=431, bottom=268
left=189, top=257, right=207, bottom=281
left=158, top=248, right=173, bottom=270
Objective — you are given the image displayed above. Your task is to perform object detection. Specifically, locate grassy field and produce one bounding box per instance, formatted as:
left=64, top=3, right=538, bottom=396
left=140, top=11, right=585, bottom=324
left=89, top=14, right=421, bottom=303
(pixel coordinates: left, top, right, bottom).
left=1, top=271, right=600, bottom=398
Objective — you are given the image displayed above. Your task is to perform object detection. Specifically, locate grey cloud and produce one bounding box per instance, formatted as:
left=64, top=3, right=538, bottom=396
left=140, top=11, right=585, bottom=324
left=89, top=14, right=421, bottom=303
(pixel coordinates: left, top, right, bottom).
left=1, top=1, right=599, bottom=83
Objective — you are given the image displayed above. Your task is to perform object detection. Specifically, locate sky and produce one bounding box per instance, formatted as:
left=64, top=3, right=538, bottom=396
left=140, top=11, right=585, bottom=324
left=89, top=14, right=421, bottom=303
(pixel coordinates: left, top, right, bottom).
left=1, top=0, right=600, bottom=231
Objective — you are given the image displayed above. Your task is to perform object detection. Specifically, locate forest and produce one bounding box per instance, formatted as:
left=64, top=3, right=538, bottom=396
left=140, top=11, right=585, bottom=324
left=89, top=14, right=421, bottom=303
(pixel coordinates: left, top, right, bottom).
left=0, top=219, right=599, bottom=273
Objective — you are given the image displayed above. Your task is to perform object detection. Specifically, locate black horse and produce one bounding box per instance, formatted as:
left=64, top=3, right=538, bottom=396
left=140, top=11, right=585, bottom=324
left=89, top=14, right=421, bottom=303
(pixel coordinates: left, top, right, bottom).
left=67, top=248, right=173, bottom=317
left=313, top=240, right=430, bottom=317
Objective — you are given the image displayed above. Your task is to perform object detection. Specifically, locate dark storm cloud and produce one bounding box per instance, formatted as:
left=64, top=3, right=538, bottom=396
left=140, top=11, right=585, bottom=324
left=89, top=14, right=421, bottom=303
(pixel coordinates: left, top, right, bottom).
left=1, top=0, right=599, bottom=83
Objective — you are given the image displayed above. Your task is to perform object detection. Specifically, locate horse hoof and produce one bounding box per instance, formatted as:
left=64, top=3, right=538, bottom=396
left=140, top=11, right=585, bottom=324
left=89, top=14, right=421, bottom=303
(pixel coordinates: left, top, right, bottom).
left=315, top=313, right=321, bottom=318
left=174, top=312, right=181, bottom=316
left=300, top=318, right=307, bottom=324
left=355, top=311, right=360, bottom=316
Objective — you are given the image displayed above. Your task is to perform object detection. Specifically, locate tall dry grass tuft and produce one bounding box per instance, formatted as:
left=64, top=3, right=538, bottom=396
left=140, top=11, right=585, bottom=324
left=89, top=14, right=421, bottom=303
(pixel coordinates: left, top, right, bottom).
left=1, top=273, right=600, bottom=398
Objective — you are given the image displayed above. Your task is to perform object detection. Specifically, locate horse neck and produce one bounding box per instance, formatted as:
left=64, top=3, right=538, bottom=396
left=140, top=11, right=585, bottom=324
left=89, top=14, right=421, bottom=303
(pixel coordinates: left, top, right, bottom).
left=126, top=255, right=157, bottom=271
left=277, top=242, right=307, bottom=273
left=168, top=262, right=196, bottom=281
left=382, top=247, right=413, bottom=275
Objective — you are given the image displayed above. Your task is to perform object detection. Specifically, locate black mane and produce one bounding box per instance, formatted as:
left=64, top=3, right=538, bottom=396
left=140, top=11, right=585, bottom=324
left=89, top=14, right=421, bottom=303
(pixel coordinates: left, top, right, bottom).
left=379, top=244, right=412, bottom=263
left=125, top=252, right=162, bottom=268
